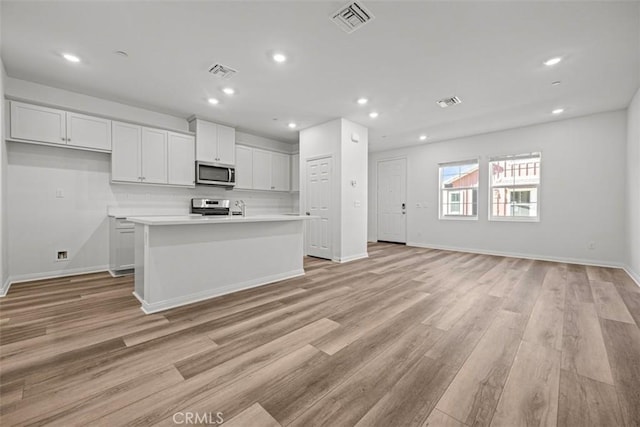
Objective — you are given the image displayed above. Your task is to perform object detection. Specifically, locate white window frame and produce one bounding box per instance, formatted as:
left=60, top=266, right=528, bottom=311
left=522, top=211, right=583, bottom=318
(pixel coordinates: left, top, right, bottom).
left=438, top=158, right=479, bottom=221
left=488, top=152, right=541, bottom=222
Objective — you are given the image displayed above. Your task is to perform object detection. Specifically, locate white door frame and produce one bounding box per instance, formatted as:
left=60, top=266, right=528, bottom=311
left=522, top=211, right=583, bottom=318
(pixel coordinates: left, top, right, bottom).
left=304, top=154, right=334, bottom=260
left=377, top=156, right=407, bottom=243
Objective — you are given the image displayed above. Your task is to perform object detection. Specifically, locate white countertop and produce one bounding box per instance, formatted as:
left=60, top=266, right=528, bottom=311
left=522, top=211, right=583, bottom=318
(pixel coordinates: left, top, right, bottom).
left=126, top=214, right=314, bottom=226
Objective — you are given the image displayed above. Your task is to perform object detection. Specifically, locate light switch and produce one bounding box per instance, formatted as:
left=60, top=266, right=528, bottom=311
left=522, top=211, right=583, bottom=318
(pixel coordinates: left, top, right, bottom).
left=55, top=188, right=64, bottom=198
left=354, top=200, right=361, bottom=207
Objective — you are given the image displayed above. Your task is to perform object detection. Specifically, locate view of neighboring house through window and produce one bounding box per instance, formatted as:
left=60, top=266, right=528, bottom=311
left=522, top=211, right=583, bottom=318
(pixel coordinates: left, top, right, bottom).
left=489, top=152, right=541, bottom=220
left=439, top=159, right=479, bottom=219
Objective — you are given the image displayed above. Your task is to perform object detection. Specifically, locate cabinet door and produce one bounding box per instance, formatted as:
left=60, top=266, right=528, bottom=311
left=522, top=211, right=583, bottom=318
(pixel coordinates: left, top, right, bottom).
left=141, top=127, right=168, bottom=184
left=111, top=122, right=142, bottom=182
left=66, top=112, right=112, bottom=151
left=167, top=132, right=195, bottom=186
left=252, top=149, right=272, bottom=190
left=235, top=145, right=253, bottom=189
left=10, top=101, right=66, bottom=144
left=291, top=153, right=300, bottom=192
left=116, top=229, right=135, bottom=270
left=216, top=124, right=236, bottom=165
left=271, top=152, right=291, bottom=191
left=194, top=120, right=217, bottom=163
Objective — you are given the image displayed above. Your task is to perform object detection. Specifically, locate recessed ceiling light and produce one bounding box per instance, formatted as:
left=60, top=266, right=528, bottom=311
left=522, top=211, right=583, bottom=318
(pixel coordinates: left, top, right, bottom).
left=369, top=112, right=379, bottom=118
left=273, top=53, right=287, bottom=63
left=222, top=87, right=235, bottom=95
left=357, top=98, right=368, bottom=105
left=62, top=53, right=80, bottom=63
left=552, top=108, right=564, bottom=115
left=551, top=80, right=561, bottom=86
left=544, top=57, right=562, bottom=66
left=208, top=98, right=220, bottom=105
left=288, top=122, right=297, bottom=129
left=419, top=135, right=427, bottom=141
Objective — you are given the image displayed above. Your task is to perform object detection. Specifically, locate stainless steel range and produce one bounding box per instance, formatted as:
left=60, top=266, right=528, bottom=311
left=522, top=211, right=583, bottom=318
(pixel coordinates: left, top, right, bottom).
left=190, top=198, right=231, bottom=216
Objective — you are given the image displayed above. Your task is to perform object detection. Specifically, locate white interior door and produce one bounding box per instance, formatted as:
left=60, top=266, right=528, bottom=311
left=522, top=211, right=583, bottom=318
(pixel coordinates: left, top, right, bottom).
left=377, top=158, right=407, bottom=243
left=306, top=157, right=332, bottom=259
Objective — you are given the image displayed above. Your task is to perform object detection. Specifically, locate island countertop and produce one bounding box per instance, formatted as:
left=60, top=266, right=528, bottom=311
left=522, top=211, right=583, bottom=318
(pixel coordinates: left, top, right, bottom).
left=126, top=214, right=314, bottom=226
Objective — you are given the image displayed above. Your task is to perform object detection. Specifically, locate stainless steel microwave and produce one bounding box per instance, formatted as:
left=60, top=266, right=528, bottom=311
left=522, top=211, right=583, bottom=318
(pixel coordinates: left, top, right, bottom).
left=195, top=162, right=236, bottom=187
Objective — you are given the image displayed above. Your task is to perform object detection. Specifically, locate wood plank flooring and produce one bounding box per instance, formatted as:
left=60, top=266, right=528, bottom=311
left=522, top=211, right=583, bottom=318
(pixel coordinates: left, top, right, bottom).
left=1, top=242, right=639, bottom=426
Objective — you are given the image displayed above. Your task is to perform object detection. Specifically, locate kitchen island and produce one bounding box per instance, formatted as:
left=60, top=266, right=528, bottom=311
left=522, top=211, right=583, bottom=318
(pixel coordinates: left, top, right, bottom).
left=127, top=215, right=312, bottom=313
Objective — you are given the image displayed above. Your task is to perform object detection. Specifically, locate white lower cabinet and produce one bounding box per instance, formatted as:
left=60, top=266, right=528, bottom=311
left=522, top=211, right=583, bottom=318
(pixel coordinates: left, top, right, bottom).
left=109, top=218, right=135, bottom=275
left=112, top=122, right=194, bottom=187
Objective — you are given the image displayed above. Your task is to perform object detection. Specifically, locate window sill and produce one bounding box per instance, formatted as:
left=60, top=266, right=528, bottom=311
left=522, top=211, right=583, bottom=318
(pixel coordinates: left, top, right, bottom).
left=439, top=216, right=478, bottom=221
left=489, top=216, right=540, bottom=223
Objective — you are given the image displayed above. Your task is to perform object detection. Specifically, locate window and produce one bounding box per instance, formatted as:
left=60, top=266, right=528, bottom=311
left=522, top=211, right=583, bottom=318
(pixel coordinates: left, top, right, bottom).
left=439, top=159, right=479, bottom=219
left=489, top=152, right=541, bottom=221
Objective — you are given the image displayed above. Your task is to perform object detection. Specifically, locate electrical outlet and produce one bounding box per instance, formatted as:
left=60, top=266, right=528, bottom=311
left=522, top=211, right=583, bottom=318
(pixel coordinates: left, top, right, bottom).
left=56, top=250, right=69, bottom=262
left=55, top=188, right=64, bottom=198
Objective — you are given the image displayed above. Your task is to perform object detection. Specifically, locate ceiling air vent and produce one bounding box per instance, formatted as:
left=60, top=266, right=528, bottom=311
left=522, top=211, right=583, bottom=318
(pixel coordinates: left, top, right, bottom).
left=331, top=1, right=375, bottom=34
left=208, top=63, right=238, bottom=79
left=436, top=96, right=462, bottom=108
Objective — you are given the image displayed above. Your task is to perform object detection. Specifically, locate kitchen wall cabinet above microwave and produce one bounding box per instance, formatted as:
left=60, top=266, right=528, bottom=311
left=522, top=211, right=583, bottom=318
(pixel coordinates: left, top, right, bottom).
left=9, top=101, right=112, bottom=152
left=188, top=118, right=235, bottom=165
left=111, top=121, right=195, bottom=188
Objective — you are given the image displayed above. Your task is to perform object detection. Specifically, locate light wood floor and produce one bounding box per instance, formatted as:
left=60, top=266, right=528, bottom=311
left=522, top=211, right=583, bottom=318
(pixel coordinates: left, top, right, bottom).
left=1, top=243, right=640, bottom=426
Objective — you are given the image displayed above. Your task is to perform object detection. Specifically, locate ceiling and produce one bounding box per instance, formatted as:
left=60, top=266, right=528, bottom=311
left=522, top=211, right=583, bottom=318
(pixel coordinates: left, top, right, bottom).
left=1, top=1, right=639, bottom=151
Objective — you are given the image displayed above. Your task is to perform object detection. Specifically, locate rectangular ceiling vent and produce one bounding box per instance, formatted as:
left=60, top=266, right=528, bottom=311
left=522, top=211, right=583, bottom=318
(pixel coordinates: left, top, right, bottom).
left=208, top=63, right=238, bottom=79
left=331, top=1, right=375, bottom=34
left=436, top=96, right=462, bottom=108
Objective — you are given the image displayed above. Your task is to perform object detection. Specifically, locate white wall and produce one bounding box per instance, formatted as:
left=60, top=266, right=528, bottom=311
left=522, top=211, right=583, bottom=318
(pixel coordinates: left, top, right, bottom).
left=4, top=78, right=297, bottom=283
left=369, top=110, right=627, bottom=266
left=340, top=119, right=368, bottom=260
left=627, top=88, right=640, bottom=282
left=299, top=119, right=342, bottom=259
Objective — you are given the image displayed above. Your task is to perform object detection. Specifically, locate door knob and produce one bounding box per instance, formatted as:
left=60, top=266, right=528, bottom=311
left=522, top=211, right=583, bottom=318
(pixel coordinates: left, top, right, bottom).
left=305, top=212, right=311, bottom=216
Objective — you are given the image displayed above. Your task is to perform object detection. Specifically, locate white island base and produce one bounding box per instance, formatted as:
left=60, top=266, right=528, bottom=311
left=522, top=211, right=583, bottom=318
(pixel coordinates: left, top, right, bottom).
left=128, top=215, right=309, bottom=314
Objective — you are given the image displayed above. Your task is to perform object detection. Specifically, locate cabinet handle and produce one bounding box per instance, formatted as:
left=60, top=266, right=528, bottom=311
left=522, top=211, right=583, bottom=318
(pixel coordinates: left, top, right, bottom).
left=61, top=137, right=65, bottom=141
left=67, top=138, right=70, bottom=142
left=271, top=186, right=275, bottom=189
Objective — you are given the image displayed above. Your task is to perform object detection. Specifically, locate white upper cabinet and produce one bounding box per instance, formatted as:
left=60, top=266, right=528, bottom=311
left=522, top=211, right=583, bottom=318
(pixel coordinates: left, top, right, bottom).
left=271, top=152, right=290, bottom=191
left=235, top=145, right=253, bottom=189
left=10, top=101, right=112, bottom=152
left=239, top=146, right=291, bottom=192
left=252, top=149, right=272, bottom=190
left=189, top=118, right=235, bottom=165
left=216, top=124, right=236, bottom=165
left=141, top=127, right=168, bottom=184
left=291, top=153, right=300, bottom=192
left=66, top=112, right=112, bottom=151
left=10, top=102, right=66, bottom=144
left=168, top=132, right=195, bottom=186
left=111, top=121, right=142, bottom=182
left=112, top=123, right=193, bottom=188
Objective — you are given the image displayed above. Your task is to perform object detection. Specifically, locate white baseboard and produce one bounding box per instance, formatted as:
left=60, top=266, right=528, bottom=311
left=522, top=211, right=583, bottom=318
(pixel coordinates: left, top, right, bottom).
left=1, top=265, right=110, bottom=297
left=0, top=276, right=11, bottom=297
left=406, top=242, right=624, bottom=269
left=622, top=265, right=640, bottom=288
left=140, top=269, right=306, bottom=314
left=132, top=291, right=144, bottom=303
left=333, top=253, right=369, bottom=263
